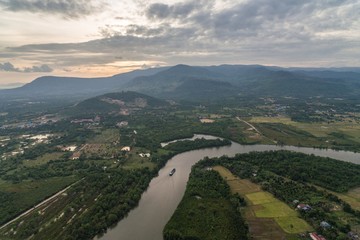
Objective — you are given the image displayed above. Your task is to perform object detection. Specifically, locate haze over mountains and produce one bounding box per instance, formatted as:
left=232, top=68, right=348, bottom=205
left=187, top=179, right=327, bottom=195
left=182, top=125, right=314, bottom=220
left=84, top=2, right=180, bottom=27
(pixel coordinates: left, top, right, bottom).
left=1, top=64, right=360, bottom=102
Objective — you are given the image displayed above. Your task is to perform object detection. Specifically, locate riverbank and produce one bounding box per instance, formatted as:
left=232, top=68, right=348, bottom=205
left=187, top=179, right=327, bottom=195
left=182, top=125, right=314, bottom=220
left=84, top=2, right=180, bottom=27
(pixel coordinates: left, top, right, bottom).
left=100, top=138, right=360, bottom=240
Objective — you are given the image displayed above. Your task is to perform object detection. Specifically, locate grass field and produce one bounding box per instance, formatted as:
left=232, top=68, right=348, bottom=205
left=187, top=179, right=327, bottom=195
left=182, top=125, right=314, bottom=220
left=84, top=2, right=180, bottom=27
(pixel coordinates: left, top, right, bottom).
left=214, top=166, right=313, bottom=238
left=246, top=192, right=277, bottom=205
left=23, top=152, right=64, bottom=167
left=250, top=116, right=360, bottom=147
left=276, top=216, right=313, bottom=234
left=214, top=167, right=262, bottom=194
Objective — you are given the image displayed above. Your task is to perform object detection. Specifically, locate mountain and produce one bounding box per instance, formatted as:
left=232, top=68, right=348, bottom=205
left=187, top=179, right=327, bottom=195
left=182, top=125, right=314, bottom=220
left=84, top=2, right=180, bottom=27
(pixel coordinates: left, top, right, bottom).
left=0, top=67, right=168, bottom=99
left=70, top=91, right=169, bottom=115
left=123, top=64, right=360, bottom=100
left=124, top=64, right=225, bottom=94
left=1, top=64, right=359, bottom=102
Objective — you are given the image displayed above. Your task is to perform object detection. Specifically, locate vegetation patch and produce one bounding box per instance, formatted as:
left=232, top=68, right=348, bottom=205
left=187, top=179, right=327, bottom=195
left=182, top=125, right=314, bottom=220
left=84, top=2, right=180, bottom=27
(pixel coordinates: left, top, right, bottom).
left=164, top=138, right=231, bottom=152
left=163, top=167, right=248, bottom=240
left=0, top=176, right=78, bottom=225
left=246, top=192, right=275, bottom=205
left=22, top=152, right=65, bottom=167
left=275, top=216, right=313, bottom=234
left=215, top=166, right=312, bottom=238
left=205, top=152, right=360, bottom=239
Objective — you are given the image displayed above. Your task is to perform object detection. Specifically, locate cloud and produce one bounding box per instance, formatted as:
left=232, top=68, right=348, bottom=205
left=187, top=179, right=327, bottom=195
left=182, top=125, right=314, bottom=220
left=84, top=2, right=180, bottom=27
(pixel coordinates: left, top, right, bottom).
left=145, top=1, right=209, bottom=20
left=0, top=62, right=53, bottom=72
left=2, top=0, right=360, bottom=69
left=0, top=0, right=104, bottom=19
left=0, top=62, right=18, bottom=72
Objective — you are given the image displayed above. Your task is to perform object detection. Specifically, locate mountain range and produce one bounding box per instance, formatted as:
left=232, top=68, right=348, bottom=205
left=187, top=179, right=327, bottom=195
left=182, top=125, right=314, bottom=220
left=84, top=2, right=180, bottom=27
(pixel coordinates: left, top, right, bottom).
left=1, top=64, right=360, bottom=102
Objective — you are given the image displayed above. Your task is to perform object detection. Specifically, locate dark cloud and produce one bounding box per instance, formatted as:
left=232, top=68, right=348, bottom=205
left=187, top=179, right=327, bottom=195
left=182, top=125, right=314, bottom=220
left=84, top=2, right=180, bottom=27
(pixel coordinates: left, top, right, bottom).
left=0, top=0, right=104, bottom=19
left=0, top=62, right=53, bottom=72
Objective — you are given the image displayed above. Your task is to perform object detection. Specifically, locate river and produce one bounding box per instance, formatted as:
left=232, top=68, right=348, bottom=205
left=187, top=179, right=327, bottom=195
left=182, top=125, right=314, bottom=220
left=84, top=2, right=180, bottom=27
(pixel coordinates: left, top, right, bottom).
left=100, top=135, right=360, bottom=240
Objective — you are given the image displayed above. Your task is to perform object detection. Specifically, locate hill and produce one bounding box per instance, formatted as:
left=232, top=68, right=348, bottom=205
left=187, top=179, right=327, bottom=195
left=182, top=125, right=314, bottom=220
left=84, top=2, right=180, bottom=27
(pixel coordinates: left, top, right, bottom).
left=70, top=91, right=169, bottom=115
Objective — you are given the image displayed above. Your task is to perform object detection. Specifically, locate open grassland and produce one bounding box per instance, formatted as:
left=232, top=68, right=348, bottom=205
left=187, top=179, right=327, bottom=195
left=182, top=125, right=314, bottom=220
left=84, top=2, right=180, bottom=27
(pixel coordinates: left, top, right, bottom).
left=214, top=166, right=262, bottom=194
left=254, top=122, right=325, bottom=147
left=215, top=166, right=313, bottom=238
left=276, top=216, right=313, bottom=234
left=22, top=152, right=64, bottom=167
left=246, top=192, right=277, bottom=205
left=250, top=116, right=360, bottom=148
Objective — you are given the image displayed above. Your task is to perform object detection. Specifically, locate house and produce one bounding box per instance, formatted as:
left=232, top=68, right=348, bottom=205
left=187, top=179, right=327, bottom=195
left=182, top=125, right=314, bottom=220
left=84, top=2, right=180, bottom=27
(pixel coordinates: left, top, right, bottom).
left=116, top=121, right=128, bottom=128
left=320, top=221, right=331, bottom=229
left=139, top=153, right=151, bottom=158
left=71, top=152, right=81, bottom=160
left=121, top=146, right=131, bottom=152
left=297, top=204, right=312, bottom=211
left=309, top=232, right=326, bottom=240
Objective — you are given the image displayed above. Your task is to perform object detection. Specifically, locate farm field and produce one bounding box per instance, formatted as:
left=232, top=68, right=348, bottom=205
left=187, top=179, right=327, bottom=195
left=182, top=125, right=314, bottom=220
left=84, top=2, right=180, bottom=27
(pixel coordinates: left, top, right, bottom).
left=214, top=166, right=313, bottom=239
left=249, top=116, right=360, bottom=148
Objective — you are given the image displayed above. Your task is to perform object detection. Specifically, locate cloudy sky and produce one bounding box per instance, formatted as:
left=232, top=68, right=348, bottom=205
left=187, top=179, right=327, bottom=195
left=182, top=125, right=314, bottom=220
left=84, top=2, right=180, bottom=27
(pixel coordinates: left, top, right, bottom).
left=0, top=0, right=359, bottom=84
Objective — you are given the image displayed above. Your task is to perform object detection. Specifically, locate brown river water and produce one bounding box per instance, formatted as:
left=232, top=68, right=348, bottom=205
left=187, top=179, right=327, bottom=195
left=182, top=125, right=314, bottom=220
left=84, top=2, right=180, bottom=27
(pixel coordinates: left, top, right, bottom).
left=99, top=135, right=360, bottom=240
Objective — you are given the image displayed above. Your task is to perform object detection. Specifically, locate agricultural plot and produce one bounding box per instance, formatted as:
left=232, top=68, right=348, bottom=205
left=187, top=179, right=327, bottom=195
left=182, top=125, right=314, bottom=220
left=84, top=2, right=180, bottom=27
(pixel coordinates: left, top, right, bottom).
left=215, top=166, right=313, bottom=238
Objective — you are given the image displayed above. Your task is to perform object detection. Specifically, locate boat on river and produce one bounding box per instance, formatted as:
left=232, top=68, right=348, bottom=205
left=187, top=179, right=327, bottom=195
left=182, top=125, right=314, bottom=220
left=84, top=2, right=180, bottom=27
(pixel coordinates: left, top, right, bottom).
left=169, top=168, right=176, bottom=176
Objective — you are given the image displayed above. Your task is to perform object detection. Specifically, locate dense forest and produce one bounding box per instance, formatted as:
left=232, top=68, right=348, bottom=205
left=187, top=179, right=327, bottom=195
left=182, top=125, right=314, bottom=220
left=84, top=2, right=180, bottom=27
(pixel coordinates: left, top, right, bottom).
left=163, top=165, right=248, bottom=240
left=231, top=151, right=360, bottom=192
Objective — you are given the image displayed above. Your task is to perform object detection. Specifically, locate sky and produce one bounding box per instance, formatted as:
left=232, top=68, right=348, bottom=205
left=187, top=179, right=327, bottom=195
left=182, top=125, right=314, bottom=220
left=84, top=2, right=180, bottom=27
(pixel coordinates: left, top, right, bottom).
left=0, top=0, right=359, bottom=84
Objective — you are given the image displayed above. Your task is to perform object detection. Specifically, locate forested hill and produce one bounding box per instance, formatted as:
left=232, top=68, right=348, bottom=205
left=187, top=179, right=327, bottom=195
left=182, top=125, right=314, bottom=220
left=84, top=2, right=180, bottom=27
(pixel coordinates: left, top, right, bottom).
left=69, top=91, right=169, bottom=115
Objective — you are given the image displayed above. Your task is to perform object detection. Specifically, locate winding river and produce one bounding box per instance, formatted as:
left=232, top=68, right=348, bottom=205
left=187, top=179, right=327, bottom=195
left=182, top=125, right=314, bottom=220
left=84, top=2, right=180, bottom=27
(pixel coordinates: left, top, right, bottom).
left=100, top=135, right=360, bottom=240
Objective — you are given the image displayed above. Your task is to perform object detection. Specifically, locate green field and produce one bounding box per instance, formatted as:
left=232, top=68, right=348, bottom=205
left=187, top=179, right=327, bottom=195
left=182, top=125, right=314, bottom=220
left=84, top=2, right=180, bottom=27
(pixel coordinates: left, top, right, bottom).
left=250, top=116, right=360, bottom=150
left=246, top=192, right=276, bottom=205
left=215, top=166, right=313, bottom=238
left=22, top=152, right=65, bottom=167
left=276, top=216, right=313, bottom=234
left=254, top=202, right=296, bottom=218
